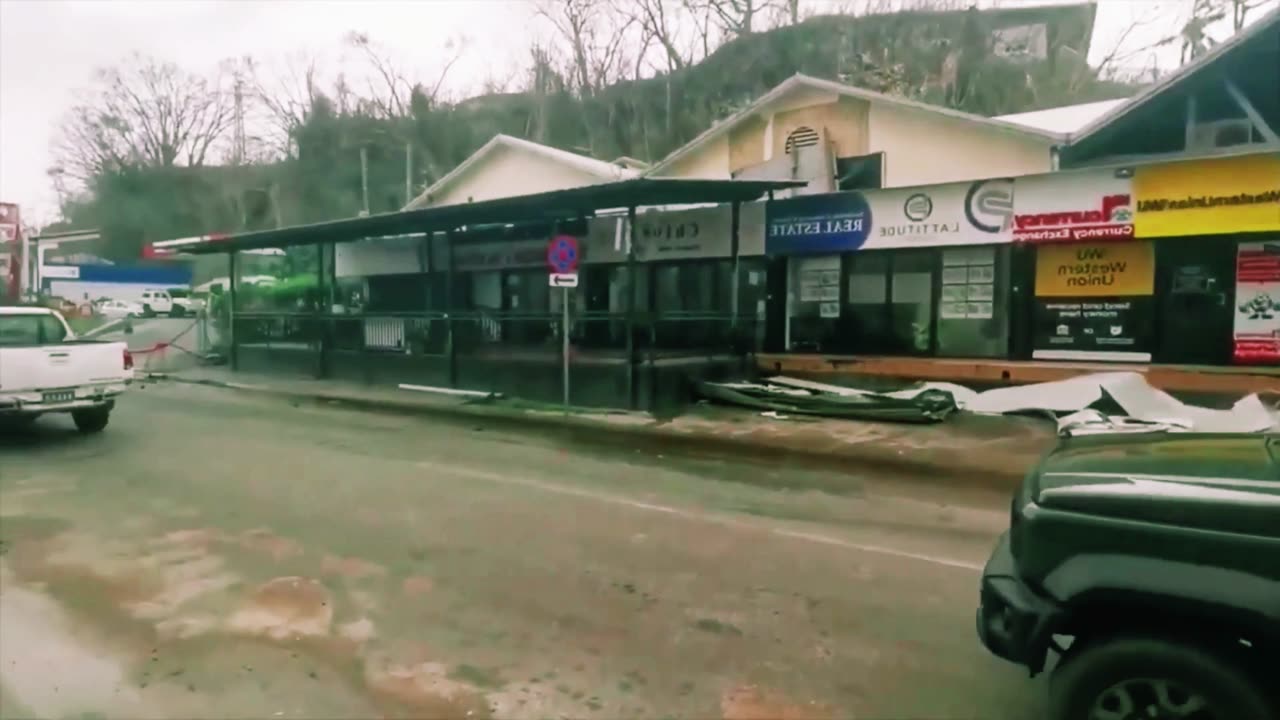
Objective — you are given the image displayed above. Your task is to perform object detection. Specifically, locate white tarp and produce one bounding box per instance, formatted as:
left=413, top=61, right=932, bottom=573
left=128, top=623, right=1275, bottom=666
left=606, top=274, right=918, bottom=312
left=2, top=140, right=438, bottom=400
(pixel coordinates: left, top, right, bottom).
left=770, top=372, right=1279, bottom=434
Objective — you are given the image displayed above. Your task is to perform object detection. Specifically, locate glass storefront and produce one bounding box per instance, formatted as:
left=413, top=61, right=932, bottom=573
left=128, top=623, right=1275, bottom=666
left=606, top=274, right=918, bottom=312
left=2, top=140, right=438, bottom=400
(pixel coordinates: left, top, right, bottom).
left=937, top=246, right=1008, bottom=358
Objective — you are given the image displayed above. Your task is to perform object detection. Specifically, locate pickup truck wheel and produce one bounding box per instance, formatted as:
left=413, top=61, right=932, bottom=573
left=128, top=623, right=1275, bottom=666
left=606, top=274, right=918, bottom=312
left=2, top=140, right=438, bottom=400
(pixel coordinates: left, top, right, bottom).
left=71, top=408, right=110, bottom=434
left=1050, top=636, right=1273, bottom=720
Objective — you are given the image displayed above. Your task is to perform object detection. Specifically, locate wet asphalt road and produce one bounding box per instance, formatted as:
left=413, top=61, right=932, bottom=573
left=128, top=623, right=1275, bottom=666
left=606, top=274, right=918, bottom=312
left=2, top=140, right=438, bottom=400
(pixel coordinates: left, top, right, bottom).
left=0, top=381, right=1045, bottom=719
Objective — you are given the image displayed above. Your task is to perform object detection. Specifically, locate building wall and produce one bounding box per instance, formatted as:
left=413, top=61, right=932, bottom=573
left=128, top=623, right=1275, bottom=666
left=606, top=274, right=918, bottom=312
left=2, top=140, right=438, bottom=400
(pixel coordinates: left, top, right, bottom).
left=769, top=97, right=870, bottom=162
left=869, top=103, right=1054, bottom=187
left=728, top=115, right=767, bottom=173
left=426, top=145, right=609, bottom=207
left=660, top=135, right=732, bottom=179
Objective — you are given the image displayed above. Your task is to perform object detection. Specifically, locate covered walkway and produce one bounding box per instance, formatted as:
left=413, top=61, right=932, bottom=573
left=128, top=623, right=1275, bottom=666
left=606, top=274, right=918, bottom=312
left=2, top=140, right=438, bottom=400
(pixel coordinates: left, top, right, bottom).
left=169, top=178, right=803, bottom=411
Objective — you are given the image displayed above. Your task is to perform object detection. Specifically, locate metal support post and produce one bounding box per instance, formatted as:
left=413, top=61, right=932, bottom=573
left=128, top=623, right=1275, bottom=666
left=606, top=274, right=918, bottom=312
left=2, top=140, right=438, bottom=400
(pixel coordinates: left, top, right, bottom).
left=625, top=206, right=638, bottom=410
left=228, top=252, right=238, bottom=371
left=562, top=286, right=570, bottom=414
left=315, top=243, right=327, bottom=379
left=729, top=199, right=742, bottom=333
left=445, top=231, right=457, bottom=387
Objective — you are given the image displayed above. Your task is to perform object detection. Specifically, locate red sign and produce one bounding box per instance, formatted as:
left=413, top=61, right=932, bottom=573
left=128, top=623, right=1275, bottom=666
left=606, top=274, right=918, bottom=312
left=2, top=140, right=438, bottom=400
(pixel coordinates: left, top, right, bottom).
left=546, top=234, right=580, bottom=273
left=1233, top=241, right=1280, bottom=365
left=0, top=203, right=20, bottom=301
left=1013, top=193, right=1134, bottom=243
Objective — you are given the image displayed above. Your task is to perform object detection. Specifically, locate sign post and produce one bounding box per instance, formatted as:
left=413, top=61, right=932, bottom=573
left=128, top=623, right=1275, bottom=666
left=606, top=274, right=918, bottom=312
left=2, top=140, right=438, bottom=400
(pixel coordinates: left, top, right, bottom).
left=547, top=235, right=580, bottom=414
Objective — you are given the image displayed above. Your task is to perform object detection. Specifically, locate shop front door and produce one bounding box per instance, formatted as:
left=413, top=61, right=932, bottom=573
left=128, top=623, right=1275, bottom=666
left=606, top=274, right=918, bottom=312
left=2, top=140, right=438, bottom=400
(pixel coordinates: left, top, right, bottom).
left=1156, top=239, right=1236, bottom=365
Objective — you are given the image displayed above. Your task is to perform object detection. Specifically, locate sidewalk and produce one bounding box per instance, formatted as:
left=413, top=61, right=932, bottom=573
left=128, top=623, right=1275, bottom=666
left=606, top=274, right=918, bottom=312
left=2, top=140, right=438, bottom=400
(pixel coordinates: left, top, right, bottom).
left=160, top=366, right=1055, bottom=491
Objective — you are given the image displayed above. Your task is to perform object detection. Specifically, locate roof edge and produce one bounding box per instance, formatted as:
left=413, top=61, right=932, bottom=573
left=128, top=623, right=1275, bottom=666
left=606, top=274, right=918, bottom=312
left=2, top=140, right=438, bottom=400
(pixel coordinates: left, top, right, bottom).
left=1068, top=6, right=1280, bottom=145
left=646, top=73, right=1064, bottom=177
left=404, top=134, right=635, bottom=210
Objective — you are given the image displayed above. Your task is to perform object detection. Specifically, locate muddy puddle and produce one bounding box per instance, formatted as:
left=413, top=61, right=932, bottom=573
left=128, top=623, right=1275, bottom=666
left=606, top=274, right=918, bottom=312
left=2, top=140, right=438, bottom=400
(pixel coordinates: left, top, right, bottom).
left=0, top=519, right=498, bottom=719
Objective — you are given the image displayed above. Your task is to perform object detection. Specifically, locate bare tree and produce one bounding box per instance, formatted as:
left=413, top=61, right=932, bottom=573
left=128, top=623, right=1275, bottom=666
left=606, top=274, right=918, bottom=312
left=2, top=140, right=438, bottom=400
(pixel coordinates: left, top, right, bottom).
left=51, top=53, right=235, bottom=182
left=536, top=0, right=637, bottom=94
left=244, top=53, right=324, bottom=157
left=701, top=0, right=778, bottom=38
left=1089, top=5, right=1164, bottom=82
left=681, top=0, right=720, bottom=62
left=344, top=32, right=466, bottom=116
left=1228, top=0, right=1270, bottom=31
left=628, top=0, right=692, bottom=72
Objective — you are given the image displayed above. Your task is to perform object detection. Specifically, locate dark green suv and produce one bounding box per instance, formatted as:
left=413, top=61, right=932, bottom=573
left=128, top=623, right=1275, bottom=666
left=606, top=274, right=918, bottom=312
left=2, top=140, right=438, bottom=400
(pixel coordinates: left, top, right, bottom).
left=976, top=432, right=1279, bottom=720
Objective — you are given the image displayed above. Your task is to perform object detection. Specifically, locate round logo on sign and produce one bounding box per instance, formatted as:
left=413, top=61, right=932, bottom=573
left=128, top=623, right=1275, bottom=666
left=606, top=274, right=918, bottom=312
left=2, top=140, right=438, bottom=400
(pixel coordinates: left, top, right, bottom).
left=546, top=235, right=580, bottom=273
left=903, top=193, right=933, bottom=222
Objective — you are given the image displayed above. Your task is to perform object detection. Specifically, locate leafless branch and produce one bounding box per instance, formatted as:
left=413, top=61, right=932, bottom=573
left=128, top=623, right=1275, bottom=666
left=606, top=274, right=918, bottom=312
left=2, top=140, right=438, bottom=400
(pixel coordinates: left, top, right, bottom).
left=51, top=53, right=235, bottom=183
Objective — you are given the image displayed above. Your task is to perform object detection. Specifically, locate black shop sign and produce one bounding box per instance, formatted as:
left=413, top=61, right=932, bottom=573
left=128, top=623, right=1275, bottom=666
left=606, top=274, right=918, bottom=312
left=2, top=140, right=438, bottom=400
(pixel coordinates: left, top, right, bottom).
left=1032, top=296, right=1155, bottom=361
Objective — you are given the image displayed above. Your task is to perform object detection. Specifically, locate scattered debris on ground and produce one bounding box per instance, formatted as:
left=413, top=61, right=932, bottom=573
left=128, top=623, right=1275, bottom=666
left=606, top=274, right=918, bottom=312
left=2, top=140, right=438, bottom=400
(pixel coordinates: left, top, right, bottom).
left=697, top=372, right=1279, bottom=434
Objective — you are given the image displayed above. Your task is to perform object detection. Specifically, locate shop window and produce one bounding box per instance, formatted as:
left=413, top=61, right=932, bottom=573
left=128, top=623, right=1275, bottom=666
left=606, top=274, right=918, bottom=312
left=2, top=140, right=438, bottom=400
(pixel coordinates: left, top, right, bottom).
left=890, top=251, right=935, bottom=354
left=365, top=273, right=428, bottom=313
left=471, top=271, right=502, bottom=310
left=937, top=247, right=1009, bottom=358
left=1032, top=240, right=1155, bottom=362
left=737, top=259, right=769, bottom=351
left=843, top=252, right=890, bottom=352
left=789, top=255, right=842, bottom=351
left=654, top=260, right=732, bottom=348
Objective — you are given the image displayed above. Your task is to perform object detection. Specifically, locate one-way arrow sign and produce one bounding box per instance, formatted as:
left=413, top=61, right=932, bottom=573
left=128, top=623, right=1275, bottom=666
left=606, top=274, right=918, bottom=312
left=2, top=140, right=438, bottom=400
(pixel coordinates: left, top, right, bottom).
left=549, top=273, right=579, bottom=288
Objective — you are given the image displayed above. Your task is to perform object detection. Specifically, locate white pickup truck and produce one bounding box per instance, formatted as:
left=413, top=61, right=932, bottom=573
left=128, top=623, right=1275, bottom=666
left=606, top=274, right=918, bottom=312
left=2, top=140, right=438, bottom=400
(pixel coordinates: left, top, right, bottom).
left=0, top=306, right=134, bottom=433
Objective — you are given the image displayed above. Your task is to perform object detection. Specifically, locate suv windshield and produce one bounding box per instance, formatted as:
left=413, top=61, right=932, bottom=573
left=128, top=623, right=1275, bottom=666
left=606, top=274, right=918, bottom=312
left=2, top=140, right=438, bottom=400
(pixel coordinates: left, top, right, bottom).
left=168, top=289, right=189, bottom=299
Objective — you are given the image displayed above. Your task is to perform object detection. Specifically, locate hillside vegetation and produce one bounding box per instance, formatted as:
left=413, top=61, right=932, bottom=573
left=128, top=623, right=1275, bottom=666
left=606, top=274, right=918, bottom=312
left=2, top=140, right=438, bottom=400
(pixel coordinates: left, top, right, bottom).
left=50, top=2, right=1137, bottom=261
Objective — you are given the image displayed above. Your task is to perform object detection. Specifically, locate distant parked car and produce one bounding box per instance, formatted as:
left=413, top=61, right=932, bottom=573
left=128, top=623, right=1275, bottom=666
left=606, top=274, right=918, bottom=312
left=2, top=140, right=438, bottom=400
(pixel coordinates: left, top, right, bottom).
left=96, top=298, right=143, bottom=319
left=167, top=288, right=206, bottom=315
left=139, top=288, right=199, bottom=318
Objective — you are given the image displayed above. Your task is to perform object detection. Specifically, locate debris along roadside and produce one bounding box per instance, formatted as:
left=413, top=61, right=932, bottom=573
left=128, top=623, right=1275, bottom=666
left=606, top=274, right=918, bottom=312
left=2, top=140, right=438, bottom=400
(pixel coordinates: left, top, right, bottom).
left=693, top=378, right=959, bottom=423
left=697, top=372, right=1280, bottom=435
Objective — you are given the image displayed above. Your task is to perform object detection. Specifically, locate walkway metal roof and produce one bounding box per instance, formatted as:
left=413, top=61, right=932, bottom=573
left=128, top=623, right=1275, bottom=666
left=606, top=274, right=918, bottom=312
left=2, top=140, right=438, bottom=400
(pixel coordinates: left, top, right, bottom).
left=167, top=177, right=804, bottom=255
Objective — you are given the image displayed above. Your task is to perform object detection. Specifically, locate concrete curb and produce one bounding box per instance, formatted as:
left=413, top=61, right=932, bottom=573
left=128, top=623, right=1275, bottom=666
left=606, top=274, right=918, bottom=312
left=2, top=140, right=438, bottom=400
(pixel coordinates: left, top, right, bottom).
left=164, top=375, right=1039, bottom=491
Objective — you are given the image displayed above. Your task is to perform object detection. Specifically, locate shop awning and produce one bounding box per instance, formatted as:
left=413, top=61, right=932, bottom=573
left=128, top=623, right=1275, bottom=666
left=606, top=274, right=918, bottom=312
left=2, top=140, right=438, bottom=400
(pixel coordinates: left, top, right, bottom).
left=167, top=178, right=805, bottom=255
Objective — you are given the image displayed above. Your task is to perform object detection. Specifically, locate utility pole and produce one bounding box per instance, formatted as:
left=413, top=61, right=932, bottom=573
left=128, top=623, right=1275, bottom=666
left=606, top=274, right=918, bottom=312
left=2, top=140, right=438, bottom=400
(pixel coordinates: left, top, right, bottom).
left=233, top=77, right=247, bottom=165
left=360, top=147, right=370, bottom=216
left=404, top=142, right=413, bottom=207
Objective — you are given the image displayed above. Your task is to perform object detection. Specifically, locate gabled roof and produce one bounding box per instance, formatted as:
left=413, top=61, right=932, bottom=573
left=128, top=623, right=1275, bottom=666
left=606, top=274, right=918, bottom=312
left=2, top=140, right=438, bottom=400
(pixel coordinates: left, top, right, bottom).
left=996, top=98, right=1129, bottom=135
left=645, top=73, right=1065, bottom=176
left=170, top=178, right=805, bottom=255
left=1069, top=7, right=1280, bottom=144
left=405, top=134, right=639, bottom=210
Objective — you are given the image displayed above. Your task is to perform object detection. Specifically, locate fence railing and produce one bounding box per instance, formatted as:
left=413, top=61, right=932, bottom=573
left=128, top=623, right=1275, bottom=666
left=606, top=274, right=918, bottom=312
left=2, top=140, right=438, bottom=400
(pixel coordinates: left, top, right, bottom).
left=226, top=309, right=760, bottom=410
left=231, top=311, right=760, bottom=354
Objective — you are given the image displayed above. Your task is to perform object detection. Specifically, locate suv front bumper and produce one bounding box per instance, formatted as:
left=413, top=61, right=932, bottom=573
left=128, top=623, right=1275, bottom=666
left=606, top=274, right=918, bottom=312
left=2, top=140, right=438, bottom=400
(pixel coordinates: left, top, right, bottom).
left=976, top=530, right=1062, bottom=676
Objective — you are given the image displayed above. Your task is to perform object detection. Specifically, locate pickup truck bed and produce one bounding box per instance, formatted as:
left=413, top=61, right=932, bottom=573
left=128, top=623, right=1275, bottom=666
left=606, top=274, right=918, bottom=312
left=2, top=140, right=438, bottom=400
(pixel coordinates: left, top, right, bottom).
left=0, top=307, right=133, bottom=432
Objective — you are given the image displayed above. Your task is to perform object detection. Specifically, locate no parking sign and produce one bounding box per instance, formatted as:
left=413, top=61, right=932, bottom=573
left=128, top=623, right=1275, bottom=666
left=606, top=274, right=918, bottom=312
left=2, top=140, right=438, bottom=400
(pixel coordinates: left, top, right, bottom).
left=546, top=235, right=580, bottom=274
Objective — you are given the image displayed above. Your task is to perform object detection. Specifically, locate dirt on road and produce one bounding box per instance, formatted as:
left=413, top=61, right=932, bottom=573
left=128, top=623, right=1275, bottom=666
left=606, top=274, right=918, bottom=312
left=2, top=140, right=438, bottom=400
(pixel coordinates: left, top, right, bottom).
left=0, top=382, right=1043, bottom=720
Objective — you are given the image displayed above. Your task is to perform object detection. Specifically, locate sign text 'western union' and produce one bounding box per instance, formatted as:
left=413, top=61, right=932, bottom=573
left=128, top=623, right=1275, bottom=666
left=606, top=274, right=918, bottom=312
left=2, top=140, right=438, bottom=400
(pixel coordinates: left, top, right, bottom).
left=1134, top=153, right=1280, bottom=238
left=1034, top=241, right=1154, bottom=297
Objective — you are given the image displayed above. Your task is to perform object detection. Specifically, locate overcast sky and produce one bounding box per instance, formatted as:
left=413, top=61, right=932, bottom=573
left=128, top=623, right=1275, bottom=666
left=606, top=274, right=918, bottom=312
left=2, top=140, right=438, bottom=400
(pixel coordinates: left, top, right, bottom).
left=1, top=0, right=1273, bottom=226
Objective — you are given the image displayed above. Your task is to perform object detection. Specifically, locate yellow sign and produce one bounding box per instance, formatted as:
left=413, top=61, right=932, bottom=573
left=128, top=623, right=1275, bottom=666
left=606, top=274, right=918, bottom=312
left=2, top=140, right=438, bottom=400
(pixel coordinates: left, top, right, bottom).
left=1035, top=241, right=1154, bottom=297
left=1134, top=153, right=1280, bottom=238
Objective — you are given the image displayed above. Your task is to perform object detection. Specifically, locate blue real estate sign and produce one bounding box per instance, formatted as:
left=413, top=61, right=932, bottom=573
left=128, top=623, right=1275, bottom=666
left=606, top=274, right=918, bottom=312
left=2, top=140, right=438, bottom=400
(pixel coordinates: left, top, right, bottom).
left=765, top=191, right=874, bottom=255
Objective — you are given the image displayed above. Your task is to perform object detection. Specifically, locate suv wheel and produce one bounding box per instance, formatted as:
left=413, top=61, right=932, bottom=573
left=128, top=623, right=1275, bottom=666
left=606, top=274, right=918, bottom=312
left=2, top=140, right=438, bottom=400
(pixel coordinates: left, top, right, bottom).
left=1050, top=635, right=1273, bottom=720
